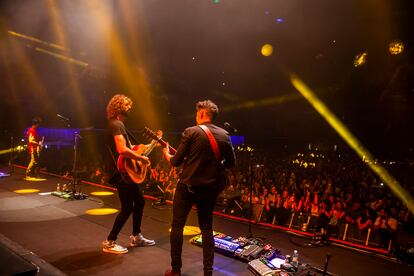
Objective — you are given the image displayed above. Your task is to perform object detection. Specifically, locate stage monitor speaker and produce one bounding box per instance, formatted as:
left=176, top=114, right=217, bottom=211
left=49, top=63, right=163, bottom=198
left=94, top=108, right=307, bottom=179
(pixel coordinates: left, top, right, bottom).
left=0, top=243, right=38, bottom=275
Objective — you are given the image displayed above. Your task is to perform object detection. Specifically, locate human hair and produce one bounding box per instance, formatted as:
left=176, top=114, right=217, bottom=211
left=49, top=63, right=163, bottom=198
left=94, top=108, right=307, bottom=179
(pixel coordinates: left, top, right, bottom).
left=196, top=100, right=219, bottom=120
left=106, top=94, right=133, bottom=120
left=32, top=117, right=42, bottom=125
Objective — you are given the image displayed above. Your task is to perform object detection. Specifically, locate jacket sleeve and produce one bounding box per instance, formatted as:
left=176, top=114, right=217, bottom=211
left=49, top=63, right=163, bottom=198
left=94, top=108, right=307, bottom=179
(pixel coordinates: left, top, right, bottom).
left=222, top=139, right=236, bottom=169
left=170, top=128, right=192, bottom=167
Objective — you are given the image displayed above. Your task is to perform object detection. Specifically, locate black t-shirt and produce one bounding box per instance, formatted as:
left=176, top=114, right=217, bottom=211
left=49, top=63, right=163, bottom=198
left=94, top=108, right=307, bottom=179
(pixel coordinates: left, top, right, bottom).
left=105, top=119, right=132, bottom=178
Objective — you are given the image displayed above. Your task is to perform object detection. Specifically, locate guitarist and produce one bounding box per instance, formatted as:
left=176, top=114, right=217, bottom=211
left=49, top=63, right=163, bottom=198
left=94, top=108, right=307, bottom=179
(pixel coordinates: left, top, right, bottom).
left=102, top=94, right=155, bottom=255
left=25, top=117, right=43, bottom=179
left=163, top=100, right=236, bottom=276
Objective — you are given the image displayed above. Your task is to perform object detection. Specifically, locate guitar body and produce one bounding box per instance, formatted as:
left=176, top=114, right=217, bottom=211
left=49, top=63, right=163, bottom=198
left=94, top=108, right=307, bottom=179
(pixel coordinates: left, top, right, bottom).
left=116, top=128, right=175, bottom=185
left=117, top=144, right=149, bottom=184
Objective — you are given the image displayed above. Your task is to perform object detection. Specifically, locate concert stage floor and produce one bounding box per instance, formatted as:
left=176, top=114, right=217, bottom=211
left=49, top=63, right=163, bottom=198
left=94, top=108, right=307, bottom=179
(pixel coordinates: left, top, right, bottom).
left=0, top=168, right=412, bottom=276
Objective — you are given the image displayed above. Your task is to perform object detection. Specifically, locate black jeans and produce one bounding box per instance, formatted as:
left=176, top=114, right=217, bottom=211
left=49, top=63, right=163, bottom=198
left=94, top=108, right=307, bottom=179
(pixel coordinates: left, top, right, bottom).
left=170, top=183, right=218, bottom=275
left=107, top=174, right=145, bottom=241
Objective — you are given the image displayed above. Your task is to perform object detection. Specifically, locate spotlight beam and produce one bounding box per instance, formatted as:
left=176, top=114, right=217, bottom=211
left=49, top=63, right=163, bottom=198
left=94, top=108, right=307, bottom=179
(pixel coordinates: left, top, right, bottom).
left=290, top=74, right=414, bottom=214
left=7, top=30, right=67, bottom=51
left=35, top=47, right=88, bottom=67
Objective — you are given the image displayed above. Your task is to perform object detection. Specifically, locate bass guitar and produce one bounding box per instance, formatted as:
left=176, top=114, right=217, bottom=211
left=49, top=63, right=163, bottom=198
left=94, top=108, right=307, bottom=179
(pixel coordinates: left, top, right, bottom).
left=117, top=129, right=163, bottom=184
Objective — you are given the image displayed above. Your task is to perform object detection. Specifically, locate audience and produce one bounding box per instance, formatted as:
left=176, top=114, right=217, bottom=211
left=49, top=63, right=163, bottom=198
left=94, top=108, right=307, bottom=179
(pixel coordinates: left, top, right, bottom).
left=82, top=146, right=413, bottom=251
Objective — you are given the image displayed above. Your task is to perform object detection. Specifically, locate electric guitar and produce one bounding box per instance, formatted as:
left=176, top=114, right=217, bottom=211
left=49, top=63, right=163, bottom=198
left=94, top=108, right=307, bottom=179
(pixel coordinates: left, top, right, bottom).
left=142, top=127, right=177, bottom=156
left=117, top=130, right=163, bottom=184
left=37, top=136, right=45, bottom=153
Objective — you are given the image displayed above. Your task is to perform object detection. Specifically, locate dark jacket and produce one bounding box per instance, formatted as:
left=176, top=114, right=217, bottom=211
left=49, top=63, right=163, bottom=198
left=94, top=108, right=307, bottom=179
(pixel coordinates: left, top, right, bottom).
left=170, top=123, right=236, bottom=187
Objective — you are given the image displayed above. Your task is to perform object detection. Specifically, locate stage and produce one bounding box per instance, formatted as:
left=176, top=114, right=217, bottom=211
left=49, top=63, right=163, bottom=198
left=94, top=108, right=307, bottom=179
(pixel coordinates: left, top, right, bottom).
left=0, top=168, right=412, bottom=276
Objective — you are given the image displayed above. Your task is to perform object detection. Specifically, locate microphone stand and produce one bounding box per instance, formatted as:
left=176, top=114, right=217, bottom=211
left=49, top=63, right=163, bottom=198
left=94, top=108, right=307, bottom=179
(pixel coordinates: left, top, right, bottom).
left=8, top=136, right=15, bottom=175
left=70, top=132, right=87, bottom=200
left=57, top=114, right=87, bottom=200
left=247, top=151, right=258, bottom=238
left=224, top=122, right=255, bottom=238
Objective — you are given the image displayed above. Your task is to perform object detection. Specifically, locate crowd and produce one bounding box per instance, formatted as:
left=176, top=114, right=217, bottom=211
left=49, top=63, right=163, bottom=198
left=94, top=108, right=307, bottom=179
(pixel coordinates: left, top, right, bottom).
left=225, top=149, right=413, bottom=250
left=79, top=146, right=413, bottom=252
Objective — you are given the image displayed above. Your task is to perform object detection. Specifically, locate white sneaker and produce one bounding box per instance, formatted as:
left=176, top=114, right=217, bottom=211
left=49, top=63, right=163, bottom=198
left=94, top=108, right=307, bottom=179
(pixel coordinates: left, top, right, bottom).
left=130, top=233, right=156, bottom=247
left=102, top=240, right=128, bottom=254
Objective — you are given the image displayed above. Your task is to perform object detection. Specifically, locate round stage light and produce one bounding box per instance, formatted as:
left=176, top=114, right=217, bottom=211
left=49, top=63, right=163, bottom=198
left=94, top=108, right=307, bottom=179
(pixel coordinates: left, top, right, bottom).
left=85, top=208, right=119, bottom=215
left=14, top=189, right=40, bottom=194
left=389, top=40, right=404, bottom=55
left=169, top=226, right=201, bottom=236
left=353, top=52, right=367, bottom=67
left=90, top=191, right=114, bottom=196
left=261, top=44, right=273, bottom=57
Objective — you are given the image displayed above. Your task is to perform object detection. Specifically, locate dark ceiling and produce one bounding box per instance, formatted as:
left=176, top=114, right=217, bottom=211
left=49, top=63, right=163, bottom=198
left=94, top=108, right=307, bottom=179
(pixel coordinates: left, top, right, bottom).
left=0, top=0, right=413, bottom=155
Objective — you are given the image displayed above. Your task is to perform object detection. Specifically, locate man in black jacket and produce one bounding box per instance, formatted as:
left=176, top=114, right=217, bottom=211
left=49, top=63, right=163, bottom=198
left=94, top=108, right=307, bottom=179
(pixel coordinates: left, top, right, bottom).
left=163, top=100, right=236, bottom=276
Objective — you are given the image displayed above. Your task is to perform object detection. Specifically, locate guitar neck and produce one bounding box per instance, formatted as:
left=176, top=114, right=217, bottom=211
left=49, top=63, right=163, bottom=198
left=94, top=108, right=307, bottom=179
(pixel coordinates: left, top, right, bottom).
left=143, top=127, right=177, bottom=155
left=157, top=138, right=177, bottom=155
left=143, top=140, right=157, bottom=156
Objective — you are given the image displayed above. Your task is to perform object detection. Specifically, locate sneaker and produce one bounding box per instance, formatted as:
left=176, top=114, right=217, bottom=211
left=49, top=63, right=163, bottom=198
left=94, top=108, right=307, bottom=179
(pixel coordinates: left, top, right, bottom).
left=130, top=233, right=156, bottom=247
left=102, top=240, right=128, bottom=254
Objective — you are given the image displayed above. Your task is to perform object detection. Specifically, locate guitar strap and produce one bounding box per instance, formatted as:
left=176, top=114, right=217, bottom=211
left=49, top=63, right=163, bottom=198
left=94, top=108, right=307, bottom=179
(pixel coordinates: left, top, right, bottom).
left=125, top=128, right=138, bottom=148
left=199, top=124, right=221, bottom=162
left=107, top=144, right=129, bottom=184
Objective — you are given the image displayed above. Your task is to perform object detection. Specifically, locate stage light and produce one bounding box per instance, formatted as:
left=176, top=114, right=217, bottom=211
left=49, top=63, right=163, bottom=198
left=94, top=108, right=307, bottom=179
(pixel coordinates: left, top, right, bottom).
left=291, top=74, right=414, bottom=214
left=389, top=40, right=404, bottom=55
left=14, top=189, right=40, bottom=194
left=169, top=226, right=201, bottom=236
left=35, top=48, right=88, bottom=67
left=90, top=191, right=114, bottom=196
left=261, top=44, right=273, bottom=57
left=7, top=30, right=66, bottom=51
left=276, top=18, right=284, bottom=23
left=24, top=177, right=47, bottom=182
left=85, top=208, right=119, bottom=215
left=353, top=52, right=367, bottom=67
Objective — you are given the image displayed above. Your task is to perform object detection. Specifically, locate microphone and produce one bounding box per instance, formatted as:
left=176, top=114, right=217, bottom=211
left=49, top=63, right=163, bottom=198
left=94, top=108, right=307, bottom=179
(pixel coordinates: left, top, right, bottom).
left=57, top=114, right=70, bottom=121
left=224, top=122, right=238, bottom=133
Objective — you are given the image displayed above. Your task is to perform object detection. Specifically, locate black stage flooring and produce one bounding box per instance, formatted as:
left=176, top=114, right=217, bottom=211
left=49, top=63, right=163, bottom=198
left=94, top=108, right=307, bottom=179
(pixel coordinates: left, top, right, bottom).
left=0, top=168, right=412, bottom=276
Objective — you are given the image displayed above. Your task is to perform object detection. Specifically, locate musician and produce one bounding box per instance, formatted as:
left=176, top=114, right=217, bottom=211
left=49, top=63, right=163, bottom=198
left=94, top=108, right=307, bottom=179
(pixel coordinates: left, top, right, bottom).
left=25, top=117, right=42, bottom=179
left=163, top=100, right=236, bottom=276
left=102, top=94, right=155, bottom=254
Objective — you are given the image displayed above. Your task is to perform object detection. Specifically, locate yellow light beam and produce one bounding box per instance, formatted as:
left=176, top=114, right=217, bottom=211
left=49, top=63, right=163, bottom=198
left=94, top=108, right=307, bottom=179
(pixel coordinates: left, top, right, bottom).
left=178, top=93, right=301, bottom=120
left=7, top=36, right=57, bottom=116
left=46, top=0, right=90, bottom=132
left=222, top=94, right=300, bottom=112
left=35, top=47, right=88, bottom=67
left=7, top=30, right=67, bottom=51
left=290, top=74, right=414, bottom=214
left=0, top=145, right=26, bottom=155
left=0, top=29, right=25, bottom=129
